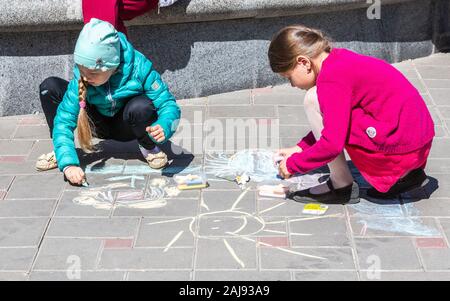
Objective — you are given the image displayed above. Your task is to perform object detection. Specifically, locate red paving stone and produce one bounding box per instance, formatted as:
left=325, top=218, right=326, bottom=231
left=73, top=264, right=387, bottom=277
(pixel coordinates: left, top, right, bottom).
left=257, top=236, right=290, bottom=247
left=0, top=156, right=27, bottom=163
left=252, top=87, right=273, bottom=95
left=19, top=118, right=43, bottom=125
left=116, top=190, right=144, bottom=201
left=415, top=237, right=448, bottom=249
left=103, top=238, right=134, bottom=249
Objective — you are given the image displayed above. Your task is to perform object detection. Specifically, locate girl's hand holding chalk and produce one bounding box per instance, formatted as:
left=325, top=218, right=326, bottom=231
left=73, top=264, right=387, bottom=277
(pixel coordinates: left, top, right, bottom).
left=274, top=146, right=302, bottom=169
left=146, top=125, right=165, bottom=143
left=273, top=154, right=284, bottom=166
left=64, top=166, right=86, bottom=185
left=278, top=159, right=292, bottom=179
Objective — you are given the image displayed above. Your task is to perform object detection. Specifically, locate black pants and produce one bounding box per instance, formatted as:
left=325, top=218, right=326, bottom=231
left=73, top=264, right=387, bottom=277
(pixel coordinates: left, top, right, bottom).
left=39, top=77, right=157, bottom=150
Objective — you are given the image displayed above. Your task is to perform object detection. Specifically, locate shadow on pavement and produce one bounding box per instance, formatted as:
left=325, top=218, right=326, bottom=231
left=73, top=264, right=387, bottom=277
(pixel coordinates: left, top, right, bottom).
left=77, top=139, right=197, bottom=177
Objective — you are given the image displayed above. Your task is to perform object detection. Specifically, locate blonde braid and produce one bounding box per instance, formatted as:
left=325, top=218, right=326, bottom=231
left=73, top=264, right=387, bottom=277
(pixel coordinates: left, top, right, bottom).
left=76, top=78, right=94, bottom=152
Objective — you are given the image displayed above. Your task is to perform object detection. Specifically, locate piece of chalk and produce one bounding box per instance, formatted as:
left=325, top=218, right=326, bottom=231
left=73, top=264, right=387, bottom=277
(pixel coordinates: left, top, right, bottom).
left=258, top=190, right=286, bottom=198
left=177, top=183, right=208, bottom=190
left=174, top=174, right=204, bottom=185
left=302, top=203, right=328, bottom=215
left=258, top=184, right=287, bottom=198
left=183, top=178, right=204, bottom=185
left=81, top=179, right=89, bottom=187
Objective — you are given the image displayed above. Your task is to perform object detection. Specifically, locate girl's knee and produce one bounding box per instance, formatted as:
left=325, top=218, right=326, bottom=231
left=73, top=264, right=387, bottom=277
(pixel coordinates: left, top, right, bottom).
left=39, top=77, right=62, bottom=94
left=303, top=86, right=318, bottom=108
left=124, top=95, right=157, bottom=121
left=39, top=77, right=68, bottom=104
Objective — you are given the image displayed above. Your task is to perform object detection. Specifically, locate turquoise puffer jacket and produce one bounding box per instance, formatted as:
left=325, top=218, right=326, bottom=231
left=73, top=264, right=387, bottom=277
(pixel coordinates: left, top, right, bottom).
left=53, top=32, right=181, bottom=171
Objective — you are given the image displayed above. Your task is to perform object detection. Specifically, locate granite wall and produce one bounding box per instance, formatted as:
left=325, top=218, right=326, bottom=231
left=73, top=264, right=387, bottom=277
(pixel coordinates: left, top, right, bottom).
left=0, top=0, right=448, bottom=116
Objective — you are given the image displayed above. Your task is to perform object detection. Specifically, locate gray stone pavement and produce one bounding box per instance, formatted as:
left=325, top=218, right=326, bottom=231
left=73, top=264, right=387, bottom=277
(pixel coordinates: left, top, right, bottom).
left=0, top=53, right=450, bottom=281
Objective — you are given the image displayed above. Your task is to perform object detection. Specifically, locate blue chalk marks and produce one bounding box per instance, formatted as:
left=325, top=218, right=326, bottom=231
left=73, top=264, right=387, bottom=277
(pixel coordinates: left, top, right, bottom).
left=351, top=201, right=440, bottom=237
left=205, top=149, right=279, bottom=182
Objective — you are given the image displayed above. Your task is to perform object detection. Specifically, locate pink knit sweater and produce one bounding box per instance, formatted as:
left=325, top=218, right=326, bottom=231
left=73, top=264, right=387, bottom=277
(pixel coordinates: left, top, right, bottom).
left=286, top=48, right=435, bottom=175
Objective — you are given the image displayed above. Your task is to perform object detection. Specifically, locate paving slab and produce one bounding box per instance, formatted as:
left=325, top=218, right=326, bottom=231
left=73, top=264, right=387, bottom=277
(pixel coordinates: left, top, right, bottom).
left=1, top=52, right=450, bottom=280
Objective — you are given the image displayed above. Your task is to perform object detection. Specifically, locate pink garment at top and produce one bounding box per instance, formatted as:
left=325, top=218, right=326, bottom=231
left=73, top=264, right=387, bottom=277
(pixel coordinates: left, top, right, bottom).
left=286, top=48, right=435, bottom=186
left=82, top=0, right=158, bottom=35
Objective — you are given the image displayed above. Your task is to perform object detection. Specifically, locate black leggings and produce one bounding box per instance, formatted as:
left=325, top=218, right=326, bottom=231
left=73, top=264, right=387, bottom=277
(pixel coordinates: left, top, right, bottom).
left=39, top=76, right=157, bottom=150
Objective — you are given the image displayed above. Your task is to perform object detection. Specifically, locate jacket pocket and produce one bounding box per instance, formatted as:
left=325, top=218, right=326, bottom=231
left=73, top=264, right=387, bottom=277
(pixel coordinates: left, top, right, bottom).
left=348, top=108, right=398, bottom=147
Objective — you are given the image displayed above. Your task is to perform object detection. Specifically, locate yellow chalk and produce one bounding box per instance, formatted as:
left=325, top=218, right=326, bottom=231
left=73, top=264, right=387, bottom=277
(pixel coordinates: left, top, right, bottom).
left=177, top=183, right=208, bottom=190
left=302, top=203, right=328, bottom=215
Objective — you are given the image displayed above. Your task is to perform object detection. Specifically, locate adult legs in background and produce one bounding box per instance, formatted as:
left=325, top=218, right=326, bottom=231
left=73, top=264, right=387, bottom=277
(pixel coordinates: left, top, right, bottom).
left=82, top=0, right=158, bottom=35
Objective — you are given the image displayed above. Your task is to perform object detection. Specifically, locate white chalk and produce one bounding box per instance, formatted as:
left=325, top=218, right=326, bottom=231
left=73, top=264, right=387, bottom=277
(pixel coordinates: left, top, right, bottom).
left=258, top=184, right=287, bottom=198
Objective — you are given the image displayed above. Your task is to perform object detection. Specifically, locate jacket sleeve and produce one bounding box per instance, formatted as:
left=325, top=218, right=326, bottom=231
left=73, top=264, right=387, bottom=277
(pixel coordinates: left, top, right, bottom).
left=297, top=131, right=317, bottom=151
left=140, top=55, right=181, bottom=143
left=52, top=78, right=81, bottom=171
left=286, top=82, right=352, bottom=174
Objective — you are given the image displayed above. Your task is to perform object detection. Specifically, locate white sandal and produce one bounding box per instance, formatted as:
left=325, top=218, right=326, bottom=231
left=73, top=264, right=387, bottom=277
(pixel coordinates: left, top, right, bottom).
left=36, top=151, right=58, bottom=171
left=159, top=0, right=179, bottom=8
left=145, top=151, right=168, bottom=169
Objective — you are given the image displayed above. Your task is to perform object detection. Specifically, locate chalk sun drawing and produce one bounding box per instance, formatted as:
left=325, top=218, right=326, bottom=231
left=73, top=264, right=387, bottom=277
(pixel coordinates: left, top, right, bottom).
left=146, top=186, right=327, bottom=268
left=76, top=149, right=333, bottom=266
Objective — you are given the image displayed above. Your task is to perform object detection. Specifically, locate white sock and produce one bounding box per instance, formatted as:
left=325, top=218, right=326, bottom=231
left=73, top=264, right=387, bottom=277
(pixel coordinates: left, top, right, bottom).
left=159, top=0, right=178, bottom=7
left=139, top=145, right=160, bottom=158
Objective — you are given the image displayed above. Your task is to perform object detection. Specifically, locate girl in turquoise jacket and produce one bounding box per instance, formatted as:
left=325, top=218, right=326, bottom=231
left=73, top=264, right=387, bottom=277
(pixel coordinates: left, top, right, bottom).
left=36, top=18, right=180, bottom=185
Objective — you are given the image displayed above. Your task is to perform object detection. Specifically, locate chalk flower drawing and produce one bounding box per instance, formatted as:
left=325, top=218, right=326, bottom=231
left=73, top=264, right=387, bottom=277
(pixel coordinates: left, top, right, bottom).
left=72, top=176, right=168, bottom=210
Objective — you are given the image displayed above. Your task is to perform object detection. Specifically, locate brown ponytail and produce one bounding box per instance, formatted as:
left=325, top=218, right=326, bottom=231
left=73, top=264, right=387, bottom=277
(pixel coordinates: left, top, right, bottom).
left=77, top=79, right=95, bottom=152
left=268, top=25, right=332, bottom=73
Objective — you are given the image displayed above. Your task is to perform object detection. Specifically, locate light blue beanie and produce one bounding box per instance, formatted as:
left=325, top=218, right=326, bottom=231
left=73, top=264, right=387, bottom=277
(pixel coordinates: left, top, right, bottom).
left=74, top=18, right=120, bottom=71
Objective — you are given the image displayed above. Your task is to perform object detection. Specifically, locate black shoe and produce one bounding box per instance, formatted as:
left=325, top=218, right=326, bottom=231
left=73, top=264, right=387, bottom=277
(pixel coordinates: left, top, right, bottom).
left=286, top=179, right=360, bottom=205
left=366, top=168, right=427, bottom=199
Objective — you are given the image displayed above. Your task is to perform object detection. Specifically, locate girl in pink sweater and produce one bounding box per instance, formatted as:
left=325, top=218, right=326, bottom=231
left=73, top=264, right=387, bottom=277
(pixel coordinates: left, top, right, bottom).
left=269, top=25, right=435, bottom=204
